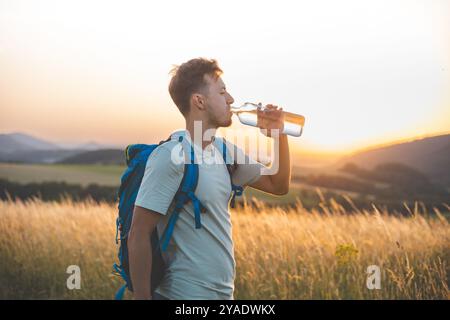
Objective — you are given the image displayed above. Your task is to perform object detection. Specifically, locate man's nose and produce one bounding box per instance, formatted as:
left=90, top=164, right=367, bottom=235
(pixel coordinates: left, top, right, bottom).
left=227, top=94, right=235, bottom=105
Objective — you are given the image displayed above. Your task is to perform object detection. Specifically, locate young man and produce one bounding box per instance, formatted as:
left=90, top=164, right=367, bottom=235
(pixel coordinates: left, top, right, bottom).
left=128, top=58, right=291, bottom=300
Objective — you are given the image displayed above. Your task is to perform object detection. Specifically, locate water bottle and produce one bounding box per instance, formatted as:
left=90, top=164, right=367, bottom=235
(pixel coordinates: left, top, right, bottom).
left=230, top=102, right=306, bottom=137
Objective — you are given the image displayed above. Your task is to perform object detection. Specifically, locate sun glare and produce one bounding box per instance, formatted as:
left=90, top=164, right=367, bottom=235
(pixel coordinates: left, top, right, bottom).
left=0, top=0, right=449, bottom=153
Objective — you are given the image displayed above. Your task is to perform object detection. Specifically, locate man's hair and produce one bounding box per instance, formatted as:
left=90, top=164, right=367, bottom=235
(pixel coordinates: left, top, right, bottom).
left=168, top=58, right=223, bottom=117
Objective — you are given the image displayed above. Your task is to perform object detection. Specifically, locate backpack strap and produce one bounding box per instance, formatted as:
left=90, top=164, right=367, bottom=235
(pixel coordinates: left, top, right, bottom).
left=159, top=135, right=206, bottom=252
left=216, top=137, right=244, bottom=208
left=158, top=135, right=244, bottom=252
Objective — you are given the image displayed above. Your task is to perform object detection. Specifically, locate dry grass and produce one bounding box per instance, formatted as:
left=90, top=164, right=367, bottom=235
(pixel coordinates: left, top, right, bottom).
left=0, top=195, right=448, bottom=299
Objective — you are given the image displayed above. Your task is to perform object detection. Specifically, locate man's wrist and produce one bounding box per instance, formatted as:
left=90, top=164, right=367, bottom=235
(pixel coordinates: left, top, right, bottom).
left=272, top=132, right=288, bottom=140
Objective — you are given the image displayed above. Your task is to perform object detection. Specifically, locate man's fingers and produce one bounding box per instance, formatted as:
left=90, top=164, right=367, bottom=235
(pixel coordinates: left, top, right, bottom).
left=257, top=104, right=284, bottom=124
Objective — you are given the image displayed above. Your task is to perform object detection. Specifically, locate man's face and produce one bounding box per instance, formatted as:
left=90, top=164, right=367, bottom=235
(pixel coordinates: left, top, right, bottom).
left=203, top=74, right=234, bottom=128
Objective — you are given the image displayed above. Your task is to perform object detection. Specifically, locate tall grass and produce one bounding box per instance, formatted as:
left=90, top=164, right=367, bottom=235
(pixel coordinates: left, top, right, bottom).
left=0, top=195, right=448, bottom=299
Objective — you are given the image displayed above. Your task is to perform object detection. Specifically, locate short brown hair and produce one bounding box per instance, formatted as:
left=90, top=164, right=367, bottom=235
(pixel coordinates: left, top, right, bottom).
left=168, top=58, right=223, bottom=116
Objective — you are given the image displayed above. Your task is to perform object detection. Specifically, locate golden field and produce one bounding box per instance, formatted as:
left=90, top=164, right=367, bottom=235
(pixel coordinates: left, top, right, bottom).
left=0, top=194, right=448, bottom=300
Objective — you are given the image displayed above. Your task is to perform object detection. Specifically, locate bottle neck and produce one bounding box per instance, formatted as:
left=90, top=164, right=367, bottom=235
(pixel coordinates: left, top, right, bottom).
left=231, top=102, right=262, bottom=113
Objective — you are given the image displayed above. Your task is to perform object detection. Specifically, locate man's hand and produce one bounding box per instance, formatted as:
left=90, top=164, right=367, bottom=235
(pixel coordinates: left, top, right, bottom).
left=246, top=103, right=291, bottom=195
left=256, top=104, right=285, bottom=138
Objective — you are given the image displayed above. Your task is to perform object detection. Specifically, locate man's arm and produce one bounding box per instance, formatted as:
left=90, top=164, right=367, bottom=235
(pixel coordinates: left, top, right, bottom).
left=127, top=205, right=162, bottom=300
left=249, top=133, right=291, bottom=195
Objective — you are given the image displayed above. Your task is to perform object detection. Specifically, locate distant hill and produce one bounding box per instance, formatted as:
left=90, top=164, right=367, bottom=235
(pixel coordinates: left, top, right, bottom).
left=334, top=134, right=450, bottom=186
left=0, top=132, right=122, bottom=164
left=2, top=132, right=449, bottom=186
left=0, top=149, right=90, bottom=164
left=56, top=141, right=123, bottom=150
left=57, top=149, right=125, bottom=165
left=0, top=132, right=61, bottom=153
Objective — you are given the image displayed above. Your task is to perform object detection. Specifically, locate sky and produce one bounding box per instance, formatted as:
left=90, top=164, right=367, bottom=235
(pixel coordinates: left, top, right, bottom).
left=0, top=0, right=449, bottom=154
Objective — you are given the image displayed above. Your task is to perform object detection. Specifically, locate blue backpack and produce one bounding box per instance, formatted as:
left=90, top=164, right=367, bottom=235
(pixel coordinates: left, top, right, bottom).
left=112, top=134, right=243, bottom=300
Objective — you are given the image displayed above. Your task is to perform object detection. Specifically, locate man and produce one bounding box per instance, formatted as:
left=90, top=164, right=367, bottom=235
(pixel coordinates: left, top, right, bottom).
left=128, top=58, right=291, bottom=300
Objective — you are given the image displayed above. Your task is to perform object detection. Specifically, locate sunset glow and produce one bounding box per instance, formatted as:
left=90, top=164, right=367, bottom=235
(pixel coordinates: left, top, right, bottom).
left=1, top=0, right=449, bottom=154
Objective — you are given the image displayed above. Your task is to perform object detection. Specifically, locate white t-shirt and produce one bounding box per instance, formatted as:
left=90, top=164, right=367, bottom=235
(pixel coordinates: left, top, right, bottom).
left=134, top=130, right=264, bottom=300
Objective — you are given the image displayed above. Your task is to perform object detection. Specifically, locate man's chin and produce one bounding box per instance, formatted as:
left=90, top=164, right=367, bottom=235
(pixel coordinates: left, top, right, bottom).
left=221, top=118, right=232, bottom=128
left=213, top=117, right=232, bottom=129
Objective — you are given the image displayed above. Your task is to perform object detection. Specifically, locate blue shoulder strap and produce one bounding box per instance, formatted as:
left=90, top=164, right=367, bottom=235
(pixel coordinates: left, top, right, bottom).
left=159, top=135, right=205, bottom=252
left=159, top=135, right=243, bottom=252
left=216, top=137, right=244, bottom=208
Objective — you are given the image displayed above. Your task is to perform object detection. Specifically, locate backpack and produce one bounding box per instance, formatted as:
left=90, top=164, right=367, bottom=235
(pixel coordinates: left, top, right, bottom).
left=112, top=133, right=243, bottom=300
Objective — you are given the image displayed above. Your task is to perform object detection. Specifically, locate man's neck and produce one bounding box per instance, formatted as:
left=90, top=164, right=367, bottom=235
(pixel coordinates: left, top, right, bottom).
left=185, top=119, right=217, bottom=150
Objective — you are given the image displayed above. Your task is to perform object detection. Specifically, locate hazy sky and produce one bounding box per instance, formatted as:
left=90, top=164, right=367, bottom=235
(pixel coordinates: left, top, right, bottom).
left=0, top=0, right=449, bottom=153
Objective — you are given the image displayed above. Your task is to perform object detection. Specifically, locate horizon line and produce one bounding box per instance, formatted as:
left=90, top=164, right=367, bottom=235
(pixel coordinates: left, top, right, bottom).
left=1, top=129, right=449, bottom=156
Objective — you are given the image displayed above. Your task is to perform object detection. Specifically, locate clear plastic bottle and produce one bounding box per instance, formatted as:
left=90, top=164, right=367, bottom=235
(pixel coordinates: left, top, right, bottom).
left=231, top=102, right=305, bottom=137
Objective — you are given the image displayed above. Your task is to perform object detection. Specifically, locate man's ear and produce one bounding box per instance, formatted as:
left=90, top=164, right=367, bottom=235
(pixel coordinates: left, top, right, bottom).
left=191, top=93, right=206, bottom=111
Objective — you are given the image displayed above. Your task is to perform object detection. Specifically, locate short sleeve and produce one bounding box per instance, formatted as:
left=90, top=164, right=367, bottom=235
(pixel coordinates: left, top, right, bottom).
left=228, top=143, right=265, bottom=187
left=134, top=144, right=184, bottom=215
